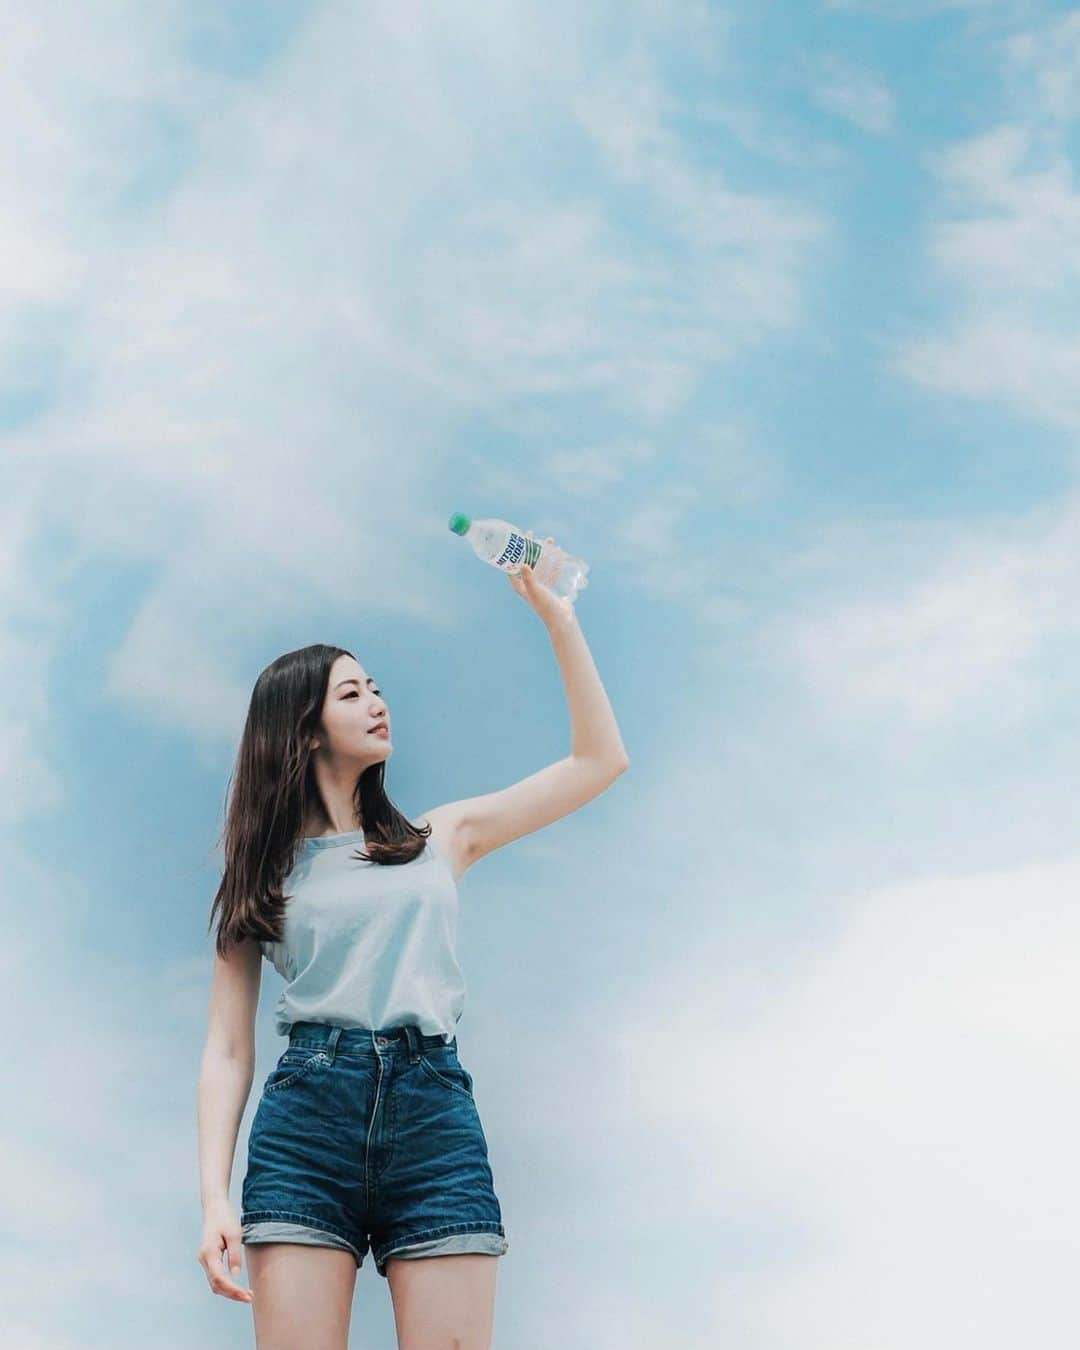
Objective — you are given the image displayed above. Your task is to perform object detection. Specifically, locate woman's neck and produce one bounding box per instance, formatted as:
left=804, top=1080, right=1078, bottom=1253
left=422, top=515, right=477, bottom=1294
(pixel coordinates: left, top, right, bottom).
left=303, top=813, right=364, bottom=837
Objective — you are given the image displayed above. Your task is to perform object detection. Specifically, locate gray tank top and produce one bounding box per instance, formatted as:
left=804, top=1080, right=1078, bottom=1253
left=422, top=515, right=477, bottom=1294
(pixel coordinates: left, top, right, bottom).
left=259, top=827, right=464, bottom=1041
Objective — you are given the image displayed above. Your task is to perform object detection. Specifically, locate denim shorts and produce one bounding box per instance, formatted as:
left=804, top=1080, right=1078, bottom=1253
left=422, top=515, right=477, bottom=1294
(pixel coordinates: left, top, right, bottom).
left=241, top=1021, right=509, bottom=1278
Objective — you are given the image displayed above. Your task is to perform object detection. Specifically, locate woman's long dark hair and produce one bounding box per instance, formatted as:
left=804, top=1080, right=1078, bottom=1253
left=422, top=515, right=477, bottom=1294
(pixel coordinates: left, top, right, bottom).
left=207, top=642, right=430, bottom=958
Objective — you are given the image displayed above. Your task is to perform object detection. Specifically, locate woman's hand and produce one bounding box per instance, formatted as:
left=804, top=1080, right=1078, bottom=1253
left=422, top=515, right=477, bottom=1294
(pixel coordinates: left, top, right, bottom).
left=507, top=535, right=575, bottom=628
left=197, top=1198, right=255, bottom=1304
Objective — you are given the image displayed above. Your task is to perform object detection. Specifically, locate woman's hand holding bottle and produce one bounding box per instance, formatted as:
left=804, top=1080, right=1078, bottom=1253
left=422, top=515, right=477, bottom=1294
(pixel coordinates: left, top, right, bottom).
left=507, top=536, right=576, bottom=628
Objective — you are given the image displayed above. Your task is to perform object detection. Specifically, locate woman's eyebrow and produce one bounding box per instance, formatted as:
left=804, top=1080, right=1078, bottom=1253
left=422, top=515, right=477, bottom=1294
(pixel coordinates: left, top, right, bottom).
left=334, top=676, right=377, bottom=690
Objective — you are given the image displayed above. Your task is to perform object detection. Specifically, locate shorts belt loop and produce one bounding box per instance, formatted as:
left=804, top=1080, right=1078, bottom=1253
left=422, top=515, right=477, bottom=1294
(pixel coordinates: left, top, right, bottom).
left=324, top=1024, right=342, bottom=1065
left=403, top=1024, right=422, bottom=1064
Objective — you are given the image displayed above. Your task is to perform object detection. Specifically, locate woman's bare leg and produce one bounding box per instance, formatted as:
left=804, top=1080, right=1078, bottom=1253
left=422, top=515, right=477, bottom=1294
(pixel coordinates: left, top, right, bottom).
left=387, top=1252, right=498, bottom=1350
left=246, top=1243, right=358, bottom=1349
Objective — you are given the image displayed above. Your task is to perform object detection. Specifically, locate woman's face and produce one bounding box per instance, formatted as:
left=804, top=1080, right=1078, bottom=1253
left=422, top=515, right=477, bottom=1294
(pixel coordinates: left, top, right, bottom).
left=313, top=653, right=392, bottom=764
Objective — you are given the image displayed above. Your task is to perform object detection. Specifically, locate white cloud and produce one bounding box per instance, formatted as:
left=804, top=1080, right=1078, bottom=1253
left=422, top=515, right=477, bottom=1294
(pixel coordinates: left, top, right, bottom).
left=0, top=846, right=213, bottom=1331
left=892, top=319, right=1080, bottom=426
left=926, top=125, right=1080, bottom=291
left=887, top=121, right=1080, bottom=427
left=807, top=54, right=897, bottom=134
left=615, top=854, right=1080, bottom=1347
left=0, top=0, right=825, bottom=813
left=1004, top=11, right=1080, bottom=123
left=570, top=51, right=831, bottom=342
left=0, top=479, right=70, bottom=823
left=825, top=0, right=1015, bottom=14
left=758, top=488, right=1080, bottom=725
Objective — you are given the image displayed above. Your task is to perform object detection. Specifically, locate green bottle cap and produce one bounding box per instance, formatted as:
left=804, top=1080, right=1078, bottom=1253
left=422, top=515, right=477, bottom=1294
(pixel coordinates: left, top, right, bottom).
left=448, top=512, right=471, bottom=536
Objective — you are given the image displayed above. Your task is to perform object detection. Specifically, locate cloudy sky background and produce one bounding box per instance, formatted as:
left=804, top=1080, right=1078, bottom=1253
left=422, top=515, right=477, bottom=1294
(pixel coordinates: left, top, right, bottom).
left=3, top=1, right=1079, bottom=1346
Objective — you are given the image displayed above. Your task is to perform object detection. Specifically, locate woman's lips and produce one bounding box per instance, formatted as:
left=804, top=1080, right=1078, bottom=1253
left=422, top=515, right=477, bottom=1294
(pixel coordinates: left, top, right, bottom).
left=369, top=726, right=389, bottom=737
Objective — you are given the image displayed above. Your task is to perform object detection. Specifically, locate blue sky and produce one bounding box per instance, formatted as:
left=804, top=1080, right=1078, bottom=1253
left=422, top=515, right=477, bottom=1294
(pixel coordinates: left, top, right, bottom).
left=3, top=1, right=1080, bottom=1346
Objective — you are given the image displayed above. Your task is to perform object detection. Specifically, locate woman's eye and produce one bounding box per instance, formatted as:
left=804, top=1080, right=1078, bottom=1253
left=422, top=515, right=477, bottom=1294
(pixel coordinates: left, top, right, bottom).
left=344, top=689, right=381, bottom=699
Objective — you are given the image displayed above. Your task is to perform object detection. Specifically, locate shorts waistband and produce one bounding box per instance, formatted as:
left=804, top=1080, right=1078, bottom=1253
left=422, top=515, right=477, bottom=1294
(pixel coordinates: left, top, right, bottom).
left=286, top=1021, right=455, bottom=1064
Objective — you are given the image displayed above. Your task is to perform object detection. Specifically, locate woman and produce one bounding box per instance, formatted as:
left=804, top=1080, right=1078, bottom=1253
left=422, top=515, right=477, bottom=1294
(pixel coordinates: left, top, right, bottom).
left=196, top=554, right=629, bottom=1349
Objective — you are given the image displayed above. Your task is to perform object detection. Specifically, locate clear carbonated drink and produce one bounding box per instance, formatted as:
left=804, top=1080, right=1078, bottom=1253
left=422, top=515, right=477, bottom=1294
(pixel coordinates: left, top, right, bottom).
left=448, top=513, right=590, bottom=604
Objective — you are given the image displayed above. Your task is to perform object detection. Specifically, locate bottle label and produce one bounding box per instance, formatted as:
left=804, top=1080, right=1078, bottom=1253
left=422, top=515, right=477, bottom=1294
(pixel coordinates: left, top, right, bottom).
left=494, top=531, right=542, bottom=570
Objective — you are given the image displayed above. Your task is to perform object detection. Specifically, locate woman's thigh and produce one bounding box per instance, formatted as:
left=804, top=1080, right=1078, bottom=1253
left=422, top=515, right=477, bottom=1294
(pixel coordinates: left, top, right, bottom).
left=246, top=1243, right=358, bottom=1350
left=386, top=1252, right=498, bottom=1350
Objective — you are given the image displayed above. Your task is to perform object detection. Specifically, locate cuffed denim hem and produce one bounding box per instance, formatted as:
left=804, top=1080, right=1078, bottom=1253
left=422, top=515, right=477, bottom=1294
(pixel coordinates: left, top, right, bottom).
left=374, top=1222, right=509, bottom=1278
left=241, top=1212, right=365, bottom=1267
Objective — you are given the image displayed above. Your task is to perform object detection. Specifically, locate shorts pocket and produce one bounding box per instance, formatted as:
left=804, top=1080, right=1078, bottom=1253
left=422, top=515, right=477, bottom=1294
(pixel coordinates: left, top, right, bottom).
left=262, top=1048, right=329, bottom=1096
left=418, top=1049, right=475, bottom=1099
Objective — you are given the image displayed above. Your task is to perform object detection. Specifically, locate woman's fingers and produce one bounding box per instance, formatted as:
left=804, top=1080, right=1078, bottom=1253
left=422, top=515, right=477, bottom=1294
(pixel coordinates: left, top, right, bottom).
left=225, top=1234, right=246, bottom=1282
left=199, top=1238, right=254, bottom=1302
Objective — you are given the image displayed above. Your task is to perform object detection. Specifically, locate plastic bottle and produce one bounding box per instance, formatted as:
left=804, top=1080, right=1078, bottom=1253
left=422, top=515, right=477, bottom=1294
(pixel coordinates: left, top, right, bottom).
left=448, top=513, right=590, bottom=604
